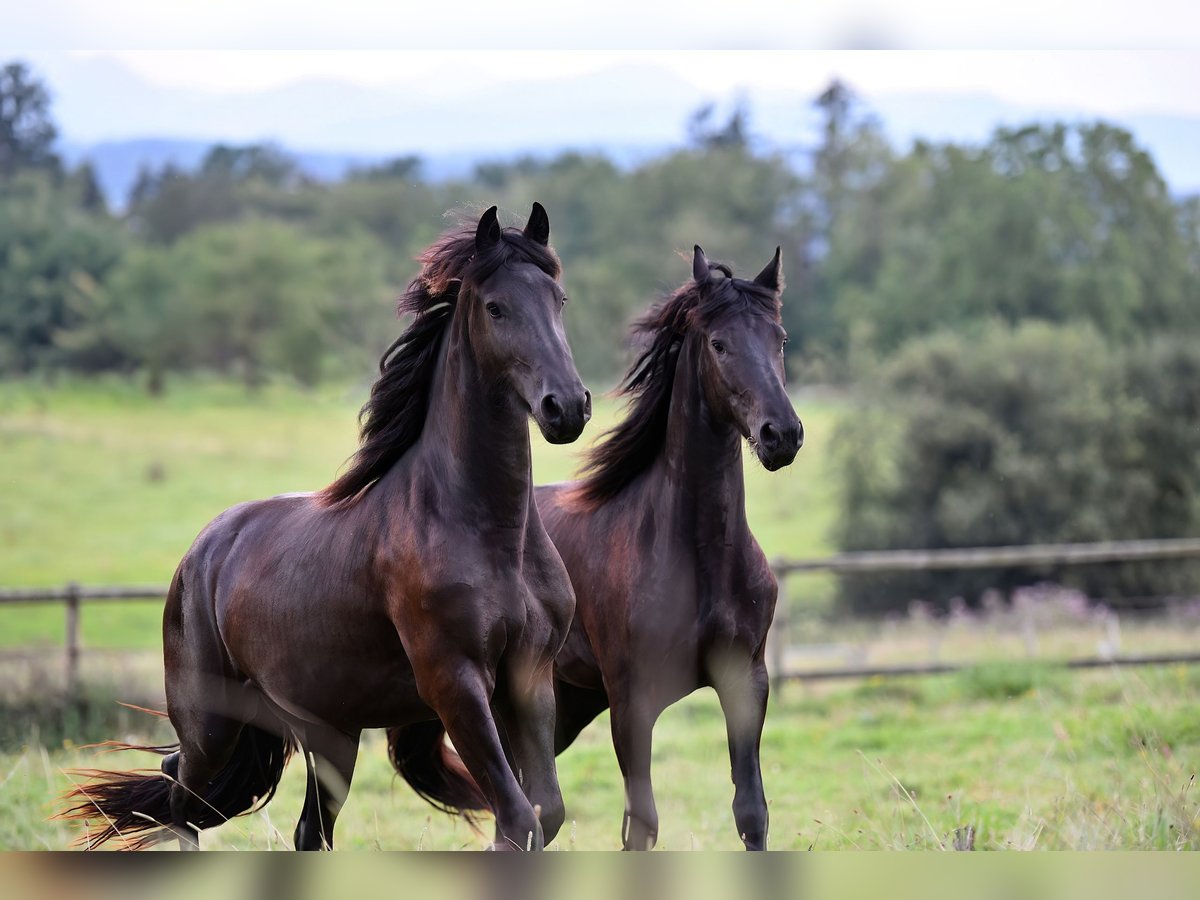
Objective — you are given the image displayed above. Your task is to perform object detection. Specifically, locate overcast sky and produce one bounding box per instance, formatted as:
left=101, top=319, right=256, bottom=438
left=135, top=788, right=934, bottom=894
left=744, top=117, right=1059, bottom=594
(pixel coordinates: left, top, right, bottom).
left=0, top=49, right=1190, bottom=124
left=5, top=0, right=1200, bottom=116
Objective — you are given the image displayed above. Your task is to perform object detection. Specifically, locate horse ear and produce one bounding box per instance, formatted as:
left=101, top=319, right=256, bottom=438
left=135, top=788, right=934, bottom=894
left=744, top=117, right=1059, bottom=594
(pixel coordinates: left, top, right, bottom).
left=692, top=245, right=710, bottom=284
left=523, top=201, right=550, bottom=245
left=754, top=246, right=783, bottom=292
left=475, top=206, right=502, bottom=252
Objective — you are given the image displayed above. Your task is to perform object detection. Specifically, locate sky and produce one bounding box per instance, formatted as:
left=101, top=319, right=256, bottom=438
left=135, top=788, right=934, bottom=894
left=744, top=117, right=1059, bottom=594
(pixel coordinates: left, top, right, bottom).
left=8, top=49, right=1198, bottom=123
left=78, top=51, right=1200, bottom=117
left=6, top=3, right=1200, bottom=198
left=4, top=0, right=1200, bottom=51
left=5, top=0, right=1200, bottom=119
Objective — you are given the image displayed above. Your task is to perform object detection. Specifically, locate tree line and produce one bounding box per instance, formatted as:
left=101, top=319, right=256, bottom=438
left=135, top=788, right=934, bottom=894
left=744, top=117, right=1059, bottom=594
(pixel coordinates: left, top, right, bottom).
left=3, top=62, right=1199, bottom=610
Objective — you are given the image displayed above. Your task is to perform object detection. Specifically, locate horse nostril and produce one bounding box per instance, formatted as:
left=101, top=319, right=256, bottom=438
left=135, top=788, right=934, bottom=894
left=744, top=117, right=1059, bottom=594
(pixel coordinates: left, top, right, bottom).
left=541, top=394, right=563, bottom=424
left=796, top=420, right=805, bottom=448
left=759, top=422, right=779, bottom=449
left=583, top=390, right=593, bottom=419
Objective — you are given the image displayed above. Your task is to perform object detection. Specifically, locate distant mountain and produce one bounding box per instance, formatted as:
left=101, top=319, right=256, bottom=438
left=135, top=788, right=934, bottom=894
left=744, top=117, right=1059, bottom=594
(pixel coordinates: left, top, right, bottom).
left=55, top=138, right=675, bottom=209
left=56, top=138, right=385, bottom=206
left=42, top=56, right=1200, bottom=208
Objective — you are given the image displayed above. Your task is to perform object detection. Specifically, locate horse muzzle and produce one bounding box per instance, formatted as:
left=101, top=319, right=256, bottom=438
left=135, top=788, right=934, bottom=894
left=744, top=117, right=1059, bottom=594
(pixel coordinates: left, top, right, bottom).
left=754, top=417, right=803, bottom=471
left=535, top=388, right=592, bottom=444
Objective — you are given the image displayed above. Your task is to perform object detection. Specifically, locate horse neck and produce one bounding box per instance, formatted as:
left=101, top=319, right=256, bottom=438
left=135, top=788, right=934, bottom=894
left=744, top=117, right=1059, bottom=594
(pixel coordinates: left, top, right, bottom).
left=412, top=301, right=533, bottom=529
left=660, top=334, right=747, bottom=536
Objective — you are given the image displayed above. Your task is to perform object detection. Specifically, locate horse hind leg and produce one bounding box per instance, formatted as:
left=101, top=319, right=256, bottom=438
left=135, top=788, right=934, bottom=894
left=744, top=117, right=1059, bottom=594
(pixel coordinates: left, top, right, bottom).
left=495, top=665, right=566, bottom=845
left=164, top=648, right=293, bottom=848
left=609, top=696, right=661, bottom=851
left=166, top=712, right=245, bottom=849
left=552, top=678, right=610, bottom=755
left=293, top=725, right=360, bottom=850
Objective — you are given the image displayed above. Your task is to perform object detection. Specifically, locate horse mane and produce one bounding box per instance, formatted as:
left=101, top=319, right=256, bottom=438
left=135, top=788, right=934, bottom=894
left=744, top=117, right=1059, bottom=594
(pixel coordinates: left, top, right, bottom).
left=571, top=259, right=782, bottom=509
left=320, top=218, right=561, bottom=505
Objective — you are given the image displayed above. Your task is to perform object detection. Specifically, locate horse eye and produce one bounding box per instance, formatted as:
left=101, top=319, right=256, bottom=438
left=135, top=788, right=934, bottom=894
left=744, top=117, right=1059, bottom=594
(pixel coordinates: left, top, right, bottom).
left=781, top=336, right=789, bottom=352
left=711, top=339, right=726, bottom=355
left=486, top=302, right=503, bottom=319
left=560, top=296, right=568, bottom=309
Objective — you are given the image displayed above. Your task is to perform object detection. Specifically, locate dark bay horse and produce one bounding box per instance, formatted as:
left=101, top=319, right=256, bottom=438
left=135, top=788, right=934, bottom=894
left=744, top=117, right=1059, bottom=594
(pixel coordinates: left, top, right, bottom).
left=62, top=204, right=591, bottom=851
left=389, top=246, right=802, bottom=848
left=540, top=246, right=800, bottom=850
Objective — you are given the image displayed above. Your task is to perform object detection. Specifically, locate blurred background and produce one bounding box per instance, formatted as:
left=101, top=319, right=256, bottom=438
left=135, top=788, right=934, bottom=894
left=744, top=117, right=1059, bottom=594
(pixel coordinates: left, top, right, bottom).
left=2, top=37, right=1200, bottom=850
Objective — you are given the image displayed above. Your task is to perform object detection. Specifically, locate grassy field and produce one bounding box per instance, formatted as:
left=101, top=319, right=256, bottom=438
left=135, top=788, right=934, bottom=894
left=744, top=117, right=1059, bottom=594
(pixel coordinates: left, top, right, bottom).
left=3, top=662, right=1199, bottom=850
left=2, top=377, right=1198, bottom=851
left=0, top=376, right=843, bottom=647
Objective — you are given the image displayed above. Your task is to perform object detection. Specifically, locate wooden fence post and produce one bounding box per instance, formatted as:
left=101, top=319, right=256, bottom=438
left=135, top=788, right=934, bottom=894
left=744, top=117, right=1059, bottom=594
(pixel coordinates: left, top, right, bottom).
left=65, top=581, right=81, bottom=694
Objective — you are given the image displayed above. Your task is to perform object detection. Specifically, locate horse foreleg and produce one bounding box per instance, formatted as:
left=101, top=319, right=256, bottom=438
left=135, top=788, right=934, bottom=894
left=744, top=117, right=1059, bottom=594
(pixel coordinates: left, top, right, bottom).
left=429, top=667, right=544, bottom=850
left=711, top=653, right=770, bottom=850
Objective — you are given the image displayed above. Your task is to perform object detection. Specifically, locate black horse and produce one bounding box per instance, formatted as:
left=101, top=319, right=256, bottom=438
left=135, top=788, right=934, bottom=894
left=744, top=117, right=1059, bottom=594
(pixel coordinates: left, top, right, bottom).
left=62, top=204, right=591, bottom=851
left=538, top=246, right=801, bottom=850
left=390, top=245, right=802, bottom=849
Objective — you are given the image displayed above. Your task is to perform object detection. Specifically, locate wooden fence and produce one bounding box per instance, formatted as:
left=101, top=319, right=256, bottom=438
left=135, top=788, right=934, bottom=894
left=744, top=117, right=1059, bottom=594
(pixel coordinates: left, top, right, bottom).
left=766, top=537, right=1200, bottom=686
left=3, top=538, right=1200, bottom=691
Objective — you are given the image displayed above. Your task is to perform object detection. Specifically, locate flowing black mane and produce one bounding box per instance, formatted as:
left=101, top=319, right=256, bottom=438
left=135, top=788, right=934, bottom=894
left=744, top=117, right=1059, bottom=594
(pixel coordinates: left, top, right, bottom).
left=572, top=259, right=782, bottom=509
left=321, top=219, right=561, bottom=505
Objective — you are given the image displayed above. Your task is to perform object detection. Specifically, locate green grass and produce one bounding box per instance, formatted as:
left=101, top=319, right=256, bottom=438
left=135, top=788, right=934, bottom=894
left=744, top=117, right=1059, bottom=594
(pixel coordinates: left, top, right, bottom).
left=3, top=663, right=1198, bottom=850
left=4, top=377, right=1197, bottom=852
left=0, top=376, right=842, bottom=648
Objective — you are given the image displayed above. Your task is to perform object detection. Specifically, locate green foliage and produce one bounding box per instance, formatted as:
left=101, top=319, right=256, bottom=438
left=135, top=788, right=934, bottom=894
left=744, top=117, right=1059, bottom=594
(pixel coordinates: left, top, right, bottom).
left=435, top=147, right=803, bottom=383
left=0, top=62, right=59, bottom=179
left=6, top=62, right=1199, bottom=398
left=0, top=172, right=126, bottom=373
left=834, top=323, right=1200, bottom=612
left=825, top=124, right=1198, bottom=361
left=0, top=679, right=170, bottom=751
left=51, top=220, right=395, bottom=390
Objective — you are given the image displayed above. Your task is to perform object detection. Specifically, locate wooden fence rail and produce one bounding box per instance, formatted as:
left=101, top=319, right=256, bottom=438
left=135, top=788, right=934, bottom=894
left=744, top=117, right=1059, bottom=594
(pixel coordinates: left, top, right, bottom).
left=771, top=537, right=1200, bottom=575
left=777, top=652, right=1200, bottom=683
left=3, top=537, right=1200, bottom=691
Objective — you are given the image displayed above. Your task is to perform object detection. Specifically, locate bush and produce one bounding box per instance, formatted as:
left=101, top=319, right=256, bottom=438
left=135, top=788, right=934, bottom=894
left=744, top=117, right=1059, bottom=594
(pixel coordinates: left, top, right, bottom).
left=0, top=681, right=171, bottom=751
left=834, top=323, right=1200, bottom=614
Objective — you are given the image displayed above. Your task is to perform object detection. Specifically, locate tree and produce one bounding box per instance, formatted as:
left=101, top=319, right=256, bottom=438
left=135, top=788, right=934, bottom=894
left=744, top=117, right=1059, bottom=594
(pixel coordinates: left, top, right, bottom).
left=0, top=173, right=125, bottom=373
left=126, top=144, right=304, bottom=243
left=69, top=161, right=107, bottom=214
left=199, top=143, right=298, bottom=187
left=833, top=322, right=1200, bottom=614
left=811, top=79, right=857, bottom=234
left=820, top=122, right=1197, bottom=363
left=351, top=155, right=423, bottom=182
left=0, top=62, right=60, bottom=179
left=687, top=100, right=750, bottom=151
left=167, top=220, right=392, bottom=389
left=788, top=79, right=892, bottom=375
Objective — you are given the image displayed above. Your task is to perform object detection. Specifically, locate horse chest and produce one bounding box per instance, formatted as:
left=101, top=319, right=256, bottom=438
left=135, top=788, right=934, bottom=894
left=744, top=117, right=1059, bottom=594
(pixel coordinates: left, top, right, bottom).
left=690, top=550, right=777, bottom=648
left=400, top=541, right=573, bottom=658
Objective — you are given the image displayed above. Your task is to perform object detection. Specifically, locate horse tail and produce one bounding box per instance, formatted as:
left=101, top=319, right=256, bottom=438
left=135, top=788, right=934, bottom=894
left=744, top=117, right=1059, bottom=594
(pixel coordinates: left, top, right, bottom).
left=59, top=723, right=294, bottom=850
left=387, top=721, right=491, bottom=823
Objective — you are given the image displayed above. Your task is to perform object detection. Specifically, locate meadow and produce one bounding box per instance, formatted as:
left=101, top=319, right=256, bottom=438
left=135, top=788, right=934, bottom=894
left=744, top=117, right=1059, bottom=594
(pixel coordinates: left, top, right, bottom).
left=0, top=377, right=841, bottom=647
left=1, top=378, right=1197, bottom=851
left=4, top=663, right=1199, bottom=850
